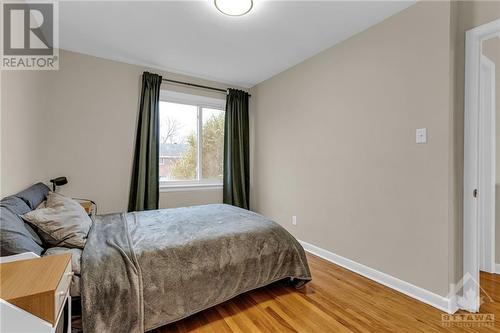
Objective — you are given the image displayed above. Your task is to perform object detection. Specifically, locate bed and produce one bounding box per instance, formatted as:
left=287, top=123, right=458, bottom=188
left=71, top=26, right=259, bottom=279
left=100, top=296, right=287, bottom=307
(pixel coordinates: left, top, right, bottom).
left=0, top=183, right=312, bottom=333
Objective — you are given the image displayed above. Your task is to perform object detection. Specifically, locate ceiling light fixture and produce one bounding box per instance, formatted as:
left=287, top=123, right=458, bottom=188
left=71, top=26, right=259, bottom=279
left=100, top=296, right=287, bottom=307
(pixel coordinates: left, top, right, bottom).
left=214, top=0, right=253, bottom=16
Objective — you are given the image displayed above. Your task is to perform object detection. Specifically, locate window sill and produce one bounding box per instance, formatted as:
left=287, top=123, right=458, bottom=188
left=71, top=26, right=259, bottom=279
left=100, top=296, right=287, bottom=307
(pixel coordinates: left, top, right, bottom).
left=160, top=183, right=223, bottom=192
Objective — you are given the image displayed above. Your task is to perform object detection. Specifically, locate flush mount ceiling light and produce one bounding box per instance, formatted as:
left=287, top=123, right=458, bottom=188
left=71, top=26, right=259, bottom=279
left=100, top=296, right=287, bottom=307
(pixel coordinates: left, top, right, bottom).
left=214, top=0, right=253, bottom=16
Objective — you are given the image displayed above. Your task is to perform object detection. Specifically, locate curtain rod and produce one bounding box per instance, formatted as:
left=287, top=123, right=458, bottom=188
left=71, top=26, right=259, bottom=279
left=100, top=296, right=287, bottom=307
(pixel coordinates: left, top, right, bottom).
left=161, top=78, right=251, bottom=97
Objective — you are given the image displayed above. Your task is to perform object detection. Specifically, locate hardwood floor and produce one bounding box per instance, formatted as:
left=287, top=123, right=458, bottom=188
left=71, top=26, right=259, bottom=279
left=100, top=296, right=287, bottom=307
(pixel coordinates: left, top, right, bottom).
left=153, top=253, right=500, bottom=333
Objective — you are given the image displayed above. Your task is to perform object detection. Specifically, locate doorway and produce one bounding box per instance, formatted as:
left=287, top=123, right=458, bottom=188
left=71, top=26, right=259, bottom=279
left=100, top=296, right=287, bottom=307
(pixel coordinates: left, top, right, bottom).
left=463, top=19, right=500, bottom=313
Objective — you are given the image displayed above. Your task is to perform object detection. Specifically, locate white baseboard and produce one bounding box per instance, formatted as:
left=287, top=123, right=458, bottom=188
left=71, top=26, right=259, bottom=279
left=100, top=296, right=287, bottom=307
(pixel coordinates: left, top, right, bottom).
left=299, top=240, right=457, bottom=314
left=495, top=263, right=500, bottom=274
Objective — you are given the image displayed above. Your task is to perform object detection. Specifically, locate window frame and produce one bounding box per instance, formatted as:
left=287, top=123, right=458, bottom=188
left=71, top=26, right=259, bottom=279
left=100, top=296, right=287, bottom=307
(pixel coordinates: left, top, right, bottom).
left=159, top=90, right=226, bottom=190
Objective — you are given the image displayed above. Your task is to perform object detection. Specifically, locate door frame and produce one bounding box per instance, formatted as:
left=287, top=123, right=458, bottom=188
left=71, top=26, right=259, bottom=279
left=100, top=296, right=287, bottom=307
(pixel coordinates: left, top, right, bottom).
left=463, top=18, right=500, bottom=313
left=478, top=55, right=496, bottom=274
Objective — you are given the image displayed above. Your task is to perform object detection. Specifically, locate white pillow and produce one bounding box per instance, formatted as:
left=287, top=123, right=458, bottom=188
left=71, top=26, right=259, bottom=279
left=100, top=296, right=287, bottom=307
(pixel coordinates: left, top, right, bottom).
left=22, top=192, right=92, bottom=249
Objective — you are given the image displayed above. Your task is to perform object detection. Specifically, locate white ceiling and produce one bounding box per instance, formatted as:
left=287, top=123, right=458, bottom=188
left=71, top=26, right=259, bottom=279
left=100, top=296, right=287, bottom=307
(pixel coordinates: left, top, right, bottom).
left=59, top=1, right=415, bottom=88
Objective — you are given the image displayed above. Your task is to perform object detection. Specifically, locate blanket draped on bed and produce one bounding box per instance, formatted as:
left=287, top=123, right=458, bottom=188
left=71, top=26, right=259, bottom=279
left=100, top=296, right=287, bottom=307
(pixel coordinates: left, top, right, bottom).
left=81, top=204, right=311, bottom=333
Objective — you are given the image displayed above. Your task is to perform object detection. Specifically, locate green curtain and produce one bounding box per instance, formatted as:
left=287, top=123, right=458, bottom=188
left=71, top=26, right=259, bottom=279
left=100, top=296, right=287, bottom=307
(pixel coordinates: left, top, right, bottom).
left=223, top=89, right=250, bottom=209
left=128, top=72, right=162, bottom=212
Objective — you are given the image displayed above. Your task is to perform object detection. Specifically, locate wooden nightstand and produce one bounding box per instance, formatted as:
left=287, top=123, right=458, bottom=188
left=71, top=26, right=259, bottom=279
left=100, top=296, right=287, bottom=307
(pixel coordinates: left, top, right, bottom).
left=77, top=199, right=97, bottom=216
left=0, top=253, right=72, bottom=333
left=79, top=200, right=93, bottom=215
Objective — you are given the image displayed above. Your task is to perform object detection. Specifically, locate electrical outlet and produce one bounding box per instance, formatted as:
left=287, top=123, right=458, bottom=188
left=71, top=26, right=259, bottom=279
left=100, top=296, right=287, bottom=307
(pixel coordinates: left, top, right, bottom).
left=292, top=216, right=297, bottom=226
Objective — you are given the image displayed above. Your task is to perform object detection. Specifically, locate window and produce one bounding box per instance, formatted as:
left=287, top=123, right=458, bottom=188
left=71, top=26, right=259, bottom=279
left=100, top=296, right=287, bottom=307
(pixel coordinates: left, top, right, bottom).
left=159, top=91, right=225, bottom=188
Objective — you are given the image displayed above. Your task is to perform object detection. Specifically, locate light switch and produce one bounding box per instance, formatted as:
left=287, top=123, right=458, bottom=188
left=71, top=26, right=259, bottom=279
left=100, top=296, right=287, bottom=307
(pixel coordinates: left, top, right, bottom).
left=416, top=128, right=427, bottom=144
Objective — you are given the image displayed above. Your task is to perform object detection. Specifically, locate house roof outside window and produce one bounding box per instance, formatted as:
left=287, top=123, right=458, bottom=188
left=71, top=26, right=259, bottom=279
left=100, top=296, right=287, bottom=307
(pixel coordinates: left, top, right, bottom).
left=160, top=143, right=190, bottom=158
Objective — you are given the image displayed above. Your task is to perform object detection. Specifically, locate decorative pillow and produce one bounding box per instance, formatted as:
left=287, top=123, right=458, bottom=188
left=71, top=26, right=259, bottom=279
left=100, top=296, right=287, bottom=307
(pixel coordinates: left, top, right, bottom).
left=22, top=193, right=92, bottom=249
left=16, top=182, right=50, bottom=210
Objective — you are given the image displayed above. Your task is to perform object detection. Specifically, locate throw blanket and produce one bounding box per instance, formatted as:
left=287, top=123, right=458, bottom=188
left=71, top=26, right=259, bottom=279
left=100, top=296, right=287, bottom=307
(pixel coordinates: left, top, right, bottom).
left=81, top=204, right=311, bottom=333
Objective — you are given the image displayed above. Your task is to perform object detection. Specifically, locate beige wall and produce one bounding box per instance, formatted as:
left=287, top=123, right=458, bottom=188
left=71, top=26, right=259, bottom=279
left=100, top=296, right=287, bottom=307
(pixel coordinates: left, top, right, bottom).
left=0, top=50, right=239, bottom=213
left=250, top=0, right=500, bottom=297
left=251, top=1, right=453, bottom=296
left=1, top=70, right=51, bottom=196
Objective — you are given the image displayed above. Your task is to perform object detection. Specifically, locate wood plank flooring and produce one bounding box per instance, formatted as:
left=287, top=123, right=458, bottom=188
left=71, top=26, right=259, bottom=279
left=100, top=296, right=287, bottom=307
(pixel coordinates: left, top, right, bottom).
left=153, top=253, right=500, bottom=333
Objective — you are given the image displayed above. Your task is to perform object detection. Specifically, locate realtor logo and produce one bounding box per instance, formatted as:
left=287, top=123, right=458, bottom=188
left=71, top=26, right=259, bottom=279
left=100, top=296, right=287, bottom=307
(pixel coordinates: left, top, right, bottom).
left=1, top=2, right=59, bottom=70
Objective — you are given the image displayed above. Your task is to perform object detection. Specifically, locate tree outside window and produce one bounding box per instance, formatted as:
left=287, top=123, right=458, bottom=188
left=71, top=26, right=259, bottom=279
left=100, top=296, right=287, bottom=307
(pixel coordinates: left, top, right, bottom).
left=159, top=101, right=224, bottom=185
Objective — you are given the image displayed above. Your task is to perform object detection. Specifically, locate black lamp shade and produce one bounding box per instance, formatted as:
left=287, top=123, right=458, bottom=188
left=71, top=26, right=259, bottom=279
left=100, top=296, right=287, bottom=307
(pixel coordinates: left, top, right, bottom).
left=50, top=177, right=68, bottom=191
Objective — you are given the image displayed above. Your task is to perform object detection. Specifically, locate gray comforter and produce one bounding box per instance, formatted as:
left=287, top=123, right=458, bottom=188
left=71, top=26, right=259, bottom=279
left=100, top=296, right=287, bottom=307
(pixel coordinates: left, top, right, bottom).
left=81, top=204, right=311, bottom=333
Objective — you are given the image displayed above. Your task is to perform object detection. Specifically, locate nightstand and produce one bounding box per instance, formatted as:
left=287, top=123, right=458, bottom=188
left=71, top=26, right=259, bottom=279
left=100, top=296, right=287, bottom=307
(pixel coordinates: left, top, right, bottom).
left=75, top=199, right=97, bottom=216
left=79, top=200, right=94, bottom=215
left=0, top=253, right=72, bottom=333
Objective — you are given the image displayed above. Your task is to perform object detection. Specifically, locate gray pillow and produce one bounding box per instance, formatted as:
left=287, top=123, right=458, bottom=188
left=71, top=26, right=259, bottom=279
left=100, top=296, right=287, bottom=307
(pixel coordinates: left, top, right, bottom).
left=22, top=193, right=92, bottom=249
left=16, top=182, right=50, bottom=210
left=0, top=195, right=32, bottom=214
left=0, top=207, right=44, bottom=256
left=0, top=196, right=43, bottom=247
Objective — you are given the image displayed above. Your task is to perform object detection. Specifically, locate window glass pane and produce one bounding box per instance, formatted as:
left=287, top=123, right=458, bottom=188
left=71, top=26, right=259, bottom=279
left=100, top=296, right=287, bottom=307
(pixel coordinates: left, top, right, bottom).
left=159, top=102, right=198, bottom=181
left=202, top=108, right=225, bottom=182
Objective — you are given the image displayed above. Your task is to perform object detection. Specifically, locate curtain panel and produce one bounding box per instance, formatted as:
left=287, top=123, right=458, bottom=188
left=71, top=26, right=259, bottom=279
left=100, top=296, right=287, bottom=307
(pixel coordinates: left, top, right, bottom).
left=223, top=88, right=250, bottom=209
left=128, top=72, right=162, bottom=212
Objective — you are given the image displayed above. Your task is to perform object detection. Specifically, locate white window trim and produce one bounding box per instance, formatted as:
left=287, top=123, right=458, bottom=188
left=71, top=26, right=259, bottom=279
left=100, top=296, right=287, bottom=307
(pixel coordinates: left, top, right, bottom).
left=159, top=183, right=223, bottom=192
left=160, top=90, right=226, bottom=109
left=159, top=90, right=225, bottom=190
